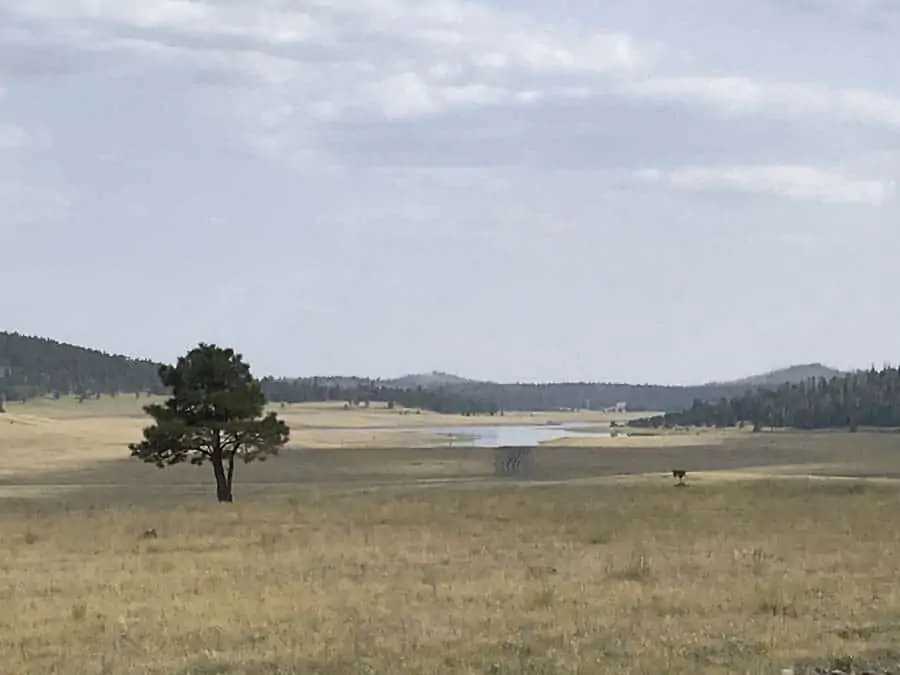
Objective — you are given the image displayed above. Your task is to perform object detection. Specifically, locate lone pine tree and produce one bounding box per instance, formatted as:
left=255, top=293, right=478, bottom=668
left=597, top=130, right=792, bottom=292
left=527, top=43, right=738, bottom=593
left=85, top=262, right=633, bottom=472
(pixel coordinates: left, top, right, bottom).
left=129, top=343, right=290, bottom=502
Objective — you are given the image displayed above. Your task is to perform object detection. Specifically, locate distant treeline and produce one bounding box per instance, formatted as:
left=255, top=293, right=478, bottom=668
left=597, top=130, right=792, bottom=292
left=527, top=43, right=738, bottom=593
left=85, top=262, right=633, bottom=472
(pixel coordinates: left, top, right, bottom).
left=2, top=330, right=856, bottom=418
left=0, top=332, right=498, bottom=414
left=629, top=366, right=900, bottom=431
left=258, top=377, right=499, bottom=415
left=0, top=331, right=164, bottom=401
left=419, top=381, right=754, bottom=413
left=258, top=377, right=764, bottom=414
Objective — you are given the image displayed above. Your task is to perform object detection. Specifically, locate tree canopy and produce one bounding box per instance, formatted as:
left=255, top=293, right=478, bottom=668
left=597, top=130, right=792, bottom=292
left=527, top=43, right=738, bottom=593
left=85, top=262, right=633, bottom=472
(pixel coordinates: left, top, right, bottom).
left=629, top=365, right=900, bottom=431
left=129, top=343, right=290, bottom=502
left=0, top=331, right=163, bottom=401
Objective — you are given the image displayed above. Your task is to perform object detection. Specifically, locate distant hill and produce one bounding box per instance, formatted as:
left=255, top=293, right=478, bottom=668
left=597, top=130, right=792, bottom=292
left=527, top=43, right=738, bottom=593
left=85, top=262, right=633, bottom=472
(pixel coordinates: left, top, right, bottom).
left=631, top=364, right=900, bottom=431
left=0, top=331, right=164, bottom=401
left=711, top=363, right=845, bottom=388
left=0, top=330, right=861, bottom=415
left=386, top=371, right=477, bottom=388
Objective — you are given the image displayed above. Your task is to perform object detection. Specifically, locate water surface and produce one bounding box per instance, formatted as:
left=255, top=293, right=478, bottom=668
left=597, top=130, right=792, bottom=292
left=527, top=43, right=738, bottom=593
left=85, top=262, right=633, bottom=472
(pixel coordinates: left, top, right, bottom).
left=419, top=423, right=615, bottom=448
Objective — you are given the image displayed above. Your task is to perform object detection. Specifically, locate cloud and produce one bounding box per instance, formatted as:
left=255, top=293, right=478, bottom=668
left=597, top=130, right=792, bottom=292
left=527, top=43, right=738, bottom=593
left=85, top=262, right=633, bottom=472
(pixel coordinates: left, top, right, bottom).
left=623, top=75, right=900, bottom=131
left=4, top=0, right=899, bottom=207
left=4, top=0, right=659, bottom=115
left=6, top=0, right=655, bottom=75
left=0, top=116, right=51, bottom=152
left=9, top=0, right=321, bottom=45
left=634, top=164, right=892, bottom=205
left=0, top=123, right=31, bottom=149
left=773, top=0, right=900, bottom=27
left=362, top=72, right=510, bottom=120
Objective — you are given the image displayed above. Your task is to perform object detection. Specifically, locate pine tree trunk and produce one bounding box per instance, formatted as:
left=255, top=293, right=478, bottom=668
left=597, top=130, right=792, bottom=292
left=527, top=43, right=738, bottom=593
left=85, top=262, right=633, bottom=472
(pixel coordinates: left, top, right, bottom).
left=212, top=456, right=233, bottom=503
left=226, top=452, right=236, bottom=502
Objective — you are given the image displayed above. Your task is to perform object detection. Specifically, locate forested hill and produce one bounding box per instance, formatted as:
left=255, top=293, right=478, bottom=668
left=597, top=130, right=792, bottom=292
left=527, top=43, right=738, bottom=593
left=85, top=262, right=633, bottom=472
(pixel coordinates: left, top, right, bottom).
left=370, top=364, right=846, bottom=413
left=707, top=363, right=844, bottom=388
left=0, top=331, right=164, bottom=400
left=255, top=377, right=814, bottom=414
left=629, top=365, right=900, bottom=431
left=0, top=330, right=853, bottom=416
left=0, top=332, right=497, bottom=413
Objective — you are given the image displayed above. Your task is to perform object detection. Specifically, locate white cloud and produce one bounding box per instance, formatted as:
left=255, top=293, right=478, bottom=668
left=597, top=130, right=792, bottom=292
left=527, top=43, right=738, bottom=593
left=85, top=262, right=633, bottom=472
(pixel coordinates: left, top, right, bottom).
left=0, top=124, right=30, bottom=149
left=363, top=72, right=511, bottom=119
left=624, top=75, right=900, bottom=130
left=635, top=165, right=892, bottom=205
left=0, top=179, right=75, bottom=225
left=10, top=0, right=323, bottom=45
left=7, top=0, right=654, bottom=74
left=0, top=120, right=51, bottom=152
left=4, top=0, right=658, bottom=118
left=773, top=0, right=900, bottom=25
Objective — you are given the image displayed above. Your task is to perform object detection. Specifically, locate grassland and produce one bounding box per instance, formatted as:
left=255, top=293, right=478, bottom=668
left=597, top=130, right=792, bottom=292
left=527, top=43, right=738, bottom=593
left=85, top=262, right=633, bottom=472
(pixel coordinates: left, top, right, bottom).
left=3, top=397, right=900, bottom=673
left=0, top=396, right=638, bottom=476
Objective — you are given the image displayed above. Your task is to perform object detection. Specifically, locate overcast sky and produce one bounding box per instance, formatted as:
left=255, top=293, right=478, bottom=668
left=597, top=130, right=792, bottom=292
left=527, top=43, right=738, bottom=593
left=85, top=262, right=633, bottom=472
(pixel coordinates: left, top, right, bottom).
left=2, top=0, right=899, bottom=384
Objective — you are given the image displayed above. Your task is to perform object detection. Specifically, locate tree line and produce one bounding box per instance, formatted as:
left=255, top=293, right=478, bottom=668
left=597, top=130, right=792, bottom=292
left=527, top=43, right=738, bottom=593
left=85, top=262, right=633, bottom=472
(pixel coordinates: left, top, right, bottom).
left=0, top=331, right=164, bottom=402
left=0, top=332, right=498, bottom=414
left=423, top=380, right=757, bottom=413
left=3, top=330, right=852, bottom=417
left=258, top=377, right=758, bottom=414
left=629, top=366, right=900, bottom=431
left=258, top=377, right=499, bottom=416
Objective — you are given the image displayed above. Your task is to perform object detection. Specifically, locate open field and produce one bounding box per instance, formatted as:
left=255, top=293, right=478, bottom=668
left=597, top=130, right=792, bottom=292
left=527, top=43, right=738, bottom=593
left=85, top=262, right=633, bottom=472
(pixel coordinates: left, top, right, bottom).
left=0, top=396, right=646, bottom=475
left=7, top=396, right=643, bottom=428
left=5, top=475, right=900, bottom=674
left=5, top=399, right=900, bottom=673
left=540, top=428, right=743, bottom=448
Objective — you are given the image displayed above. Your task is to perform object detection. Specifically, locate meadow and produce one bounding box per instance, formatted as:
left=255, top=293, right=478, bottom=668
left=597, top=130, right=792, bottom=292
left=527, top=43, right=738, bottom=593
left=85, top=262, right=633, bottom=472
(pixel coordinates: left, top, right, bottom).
left=0, top=396, right=636, bottom=478
left=3, top=397, right=900, bottom=674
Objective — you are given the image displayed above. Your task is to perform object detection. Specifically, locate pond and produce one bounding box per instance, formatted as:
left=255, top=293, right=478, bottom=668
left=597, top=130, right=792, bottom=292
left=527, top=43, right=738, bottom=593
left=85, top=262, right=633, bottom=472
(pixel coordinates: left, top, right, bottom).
left=418, top=423, right=618, bottom=448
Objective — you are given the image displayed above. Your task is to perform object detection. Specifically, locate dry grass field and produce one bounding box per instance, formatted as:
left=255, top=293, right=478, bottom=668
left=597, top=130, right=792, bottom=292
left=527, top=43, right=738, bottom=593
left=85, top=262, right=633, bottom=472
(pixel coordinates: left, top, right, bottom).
left=4, top=397, right=900, bottom=674
left=0, top=396, right=639, bottom=476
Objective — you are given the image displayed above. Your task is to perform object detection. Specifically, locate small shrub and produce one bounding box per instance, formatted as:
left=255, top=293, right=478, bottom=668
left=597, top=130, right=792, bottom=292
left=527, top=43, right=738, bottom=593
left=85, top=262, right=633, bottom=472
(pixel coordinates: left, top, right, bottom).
left=610, top=548, right=653, bottom=582
left=71, top=602, right=87, bottom=621
left=756, top=586, right=798, bottom=619
left=588, top=525, right=615, bottom=545
left=258, top=532, right=280, bottom=551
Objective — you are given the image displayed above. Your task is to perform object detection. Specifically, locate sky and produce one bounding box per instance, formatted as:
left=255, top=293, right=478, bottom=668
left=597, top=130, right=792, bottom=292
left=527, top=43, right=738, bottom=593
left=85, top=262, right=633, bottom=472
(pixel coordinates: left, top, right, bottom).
left=2, top=0, right=899, bottom=385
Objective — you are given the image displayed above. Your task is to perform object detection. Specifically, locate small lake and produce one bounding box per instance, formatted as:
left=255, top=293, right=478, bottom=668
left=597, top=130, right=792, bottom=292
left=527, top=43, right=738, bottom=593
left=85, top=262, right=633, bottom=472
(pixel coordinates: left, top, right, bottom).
left=419, top=423, right=616, bottom=448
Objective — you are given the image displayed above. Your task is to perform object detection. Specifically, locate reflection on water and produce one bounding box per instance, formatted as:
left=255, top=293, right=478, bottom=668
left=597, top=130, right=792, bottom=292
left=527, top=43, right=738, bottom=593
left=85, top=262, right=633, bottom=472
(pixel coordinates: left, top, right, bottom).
left=418, top=423, right=617, bottom=448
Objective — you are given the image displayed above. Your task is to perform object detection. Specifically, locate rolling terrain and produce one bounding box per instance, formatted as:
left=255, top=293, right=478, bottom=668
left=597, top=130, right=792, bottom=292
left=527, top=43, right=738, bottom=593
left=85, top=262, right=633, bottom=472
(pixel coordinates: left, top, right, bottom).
left=1, top=330, right=845, bottom=413
left=709, top=362, right=844, bottom=387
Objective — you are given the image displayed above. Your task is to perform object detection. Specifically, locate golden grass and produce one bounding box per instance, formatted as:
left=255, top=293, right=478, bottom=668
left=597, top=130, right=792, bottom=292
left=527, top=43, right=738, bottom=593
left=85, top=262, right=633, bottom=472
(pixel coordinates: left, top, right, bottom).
left=0, top=413, right=145, bottom=477
left=272, top=400, right=642, bottom=429
left=8, top=398, right=900, bottom=671
left=0, top=397, right=644, bottom=476
left=4, top=479, right=900, bottom=674
left=541, top=429, right=738, bottom=448
left=10, top=395, right=634, bottom=425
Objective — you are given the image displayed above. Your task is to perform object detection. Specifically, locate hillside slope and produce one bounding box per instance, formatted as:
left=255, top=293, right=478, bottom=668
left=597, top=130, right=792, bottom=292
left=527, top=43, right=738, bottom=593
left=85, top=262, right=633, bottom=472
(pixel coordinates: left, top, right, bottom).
left=386, top=371, right=477, bottom=388
left=712, top=363, right=844, bottom=387
left=631, top=364, right=900, bottom=431
left=0, top=331, right=164, bottom=401
left=0, top=331, right=856, bottom=415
